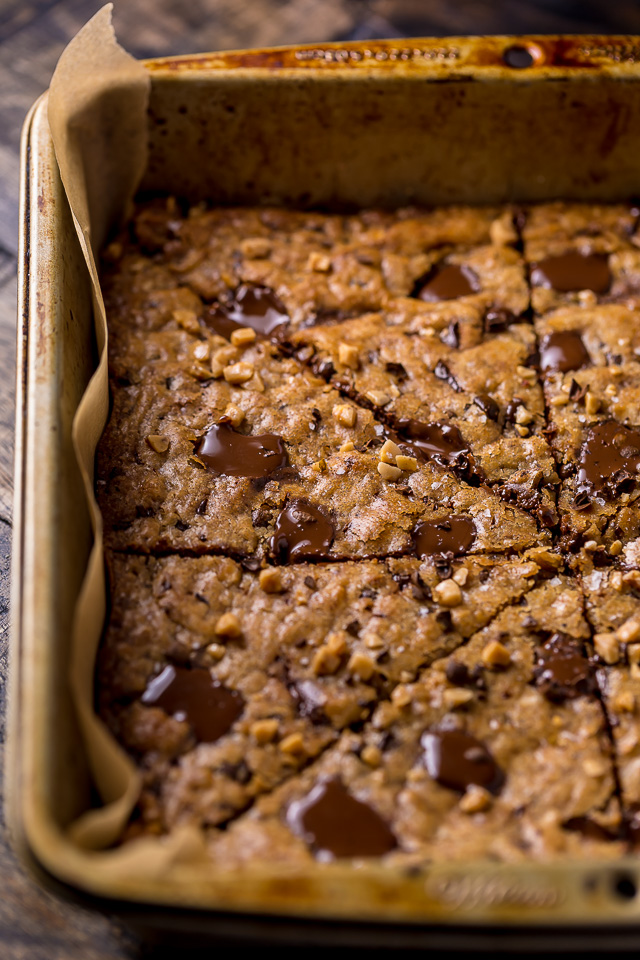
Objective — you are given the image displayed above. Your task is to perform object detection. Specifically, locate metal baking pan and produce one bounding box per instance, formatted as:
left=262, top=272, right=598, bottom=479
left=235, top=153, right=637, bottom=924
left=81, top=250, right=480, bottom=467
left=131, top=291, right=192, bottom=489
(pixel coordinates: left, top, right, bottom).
left=11, top=34, right=640, bottom=948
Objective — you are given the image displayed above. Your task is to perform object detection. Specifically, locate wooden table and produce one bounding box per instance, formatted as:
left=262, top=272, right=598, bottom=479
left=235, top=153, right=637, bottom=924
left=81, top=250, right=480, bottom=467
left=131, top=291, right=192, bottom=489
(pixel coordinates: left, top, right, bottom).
left=2, top=2, right=640, bottom=956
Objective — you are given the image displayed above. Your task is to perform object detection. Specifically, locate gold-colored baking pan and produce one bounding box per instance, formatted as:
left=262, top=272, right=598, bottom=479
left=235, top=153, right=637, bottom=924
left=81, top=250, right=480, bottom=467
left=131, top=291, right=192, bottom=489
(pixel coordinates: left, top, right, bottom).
left=10, top=33, right=640, bottom=947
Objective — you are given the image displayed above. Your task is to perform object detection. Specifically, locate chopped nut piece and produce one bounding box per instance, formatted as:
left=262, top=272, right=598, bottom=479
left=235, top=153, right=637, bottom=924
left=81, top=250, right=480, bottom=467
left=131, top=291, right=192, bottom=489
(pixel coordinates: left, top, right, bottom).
left=259, top=568, right=285, bottom=594
left=244, top=371, right=265, bottom=393
left=214, top=612, right=241, bottom=638
left=205, top=643, right=226, bottom=662
left=379, top=439, right=402, bottom=464
left=230, top=326, right=257, bottom=347
left=395, top=454, right=418, bottom=472
left=515, top=425, right=530, bottom=437
left=452, top=567, right=469, bottom=586
left=583, top=540, right=598, bottom=552
left=433, top=579, right=463, bottom=607
left=629, top=644, right=640, bottom=666
left=490, top=212, right=518, bottom=247
left=517, top=365, right=537, bottom=380
left=338, top=342, right=359, bottom=370
left=618, top=615, right=640, bottom=644
left=240, top=237, right=271, bottom=259
left=347, top=650, right=377, bottom=681
left=377, top=461, right=402, bottom=481
left=174, top=308, right=200, bottom=335
left=224, top=361, right=255, bottom=384
left=525, top=547, right=562, bottom=571
left=224, top=403, right=245, bottom=428
left=312, top=632, right=347, bottom=676
left=623, top=571, right=640, bottom=590
left=279, top=733, right=305, bottom=755
left=459, top=785, right=492, bottom=814
left=365, top=390, right=391, bottom=407
left=610, top=570, right=624, bottom=592
left=364, top=634, right=385, bottom=650
left=550, top=394, right=569, bottom=407
left=482, top=639, right=511, bottom=669
left=515, top=405, right=534, bottom=425
left=250, top=718, right=279, bottom=744
left=391, top=685, right=412, bottom=708
left=443, top=688, right=475, bottom=710
left=189, top=362, right=215, bottom=381
left=212, top=345, right=238, bottom=377
left=310, top=459, right=327, bottom=474
left=339, top=441, right=355, bottom=453
left=613, top=691, right=636, bottom=714
left=146, top=435, right=170, bottom=454
left=308, top=251, right=332, bottom=272
left=584, top=391, right=601, bottom=415
left=593, top=632, right=620, bottom=665
left=333, top=403, right=357, bottom=428
left=192, top=341, right=211, bottom=362
left=609, top=539, right=623, bottom=557
left=605, top=383, right=618, bottom=397
left=583, top=757, right=608, bottom=777
left=361, top=745, right=382, bottom=767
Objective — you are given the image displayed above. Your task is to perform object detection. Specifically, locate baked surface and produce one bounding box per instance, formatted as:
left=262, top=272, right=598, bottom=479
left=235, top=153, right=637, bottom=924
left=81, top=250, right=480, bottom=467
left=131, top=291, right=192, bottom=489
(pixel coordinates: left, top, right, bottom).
left=97, top=199, right=640, bottom=861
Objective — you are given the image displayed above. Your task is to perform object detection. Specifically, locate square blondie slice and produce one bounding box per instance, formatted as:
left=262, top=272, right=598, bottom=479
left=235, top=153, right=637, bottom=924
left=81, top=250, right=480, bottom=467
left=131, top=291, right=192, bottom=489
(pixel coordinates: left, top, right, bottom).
left=207, top=578, right=623, bottom=867
left=287, top=307, right=558, bottom=521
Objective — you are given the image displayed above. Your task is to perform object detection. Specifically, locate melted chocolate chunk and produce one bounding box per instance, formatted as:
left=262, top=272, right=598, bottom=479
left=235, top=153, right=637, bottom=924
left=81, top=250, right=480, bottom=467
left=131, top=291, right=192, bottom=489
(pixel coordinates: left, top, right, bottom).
left=530, top=252, right=611, bottom=294
left=141, top=665, right=244, bottom=742
left=229, top=284, right=289, bottom=336
left=270, top=499, right=335, bottom=562
left=539, top=331, right=590, bottom=373
left=577, top=421, right=640, bottom=499
left=422, top=730, right=504, bottom=794
left=412, top=516, right=476, bottom=559
left=395, top=419, right=471, bottom=470
left=195, top=420, right=288, bottom=478
left=417, top=264, right=479, bottom=302
left=203, top=285, right=288, bottom=339
left=203, top=305, right=240, bottom=340
left=534, top=634, right=595, bottom=703
left=287, top=778, right=397, bottom=859
left=474, top=394, right=500, bottom=421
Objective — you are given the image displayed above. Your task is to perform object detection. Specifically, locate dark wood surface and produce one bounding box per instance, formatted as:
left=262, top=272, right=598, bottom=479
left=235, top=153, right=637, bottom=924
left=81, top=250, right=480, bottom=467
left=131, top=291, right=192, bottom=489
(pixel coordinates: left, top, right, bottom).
left=3, top=2, right=640, bottom=956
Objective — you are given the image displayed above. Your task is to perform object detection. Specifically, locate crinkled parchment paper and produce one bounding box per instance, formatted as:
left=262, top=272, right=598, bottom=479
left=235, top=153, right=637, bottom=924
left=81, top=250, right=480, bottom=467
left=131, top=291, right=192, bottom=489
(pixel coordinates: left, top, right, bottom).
left=48, top=4, right=208, bottom=868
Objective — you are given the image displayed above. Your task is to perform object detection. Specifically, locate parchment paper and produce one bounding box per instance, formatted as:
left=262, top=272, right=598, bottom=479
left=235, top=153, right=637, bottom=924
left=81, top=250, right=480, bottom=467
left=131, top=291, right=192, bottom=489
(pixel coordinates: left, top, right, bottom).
left=48, top=4, right=207, bottom=865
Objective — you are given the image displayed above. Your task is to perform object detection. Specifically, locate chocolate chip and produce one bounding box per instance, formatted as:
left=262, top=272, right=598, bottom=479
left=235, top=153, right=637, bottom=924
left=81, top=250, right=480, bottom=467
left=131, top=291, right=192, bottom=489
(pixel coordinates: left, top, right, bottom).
left=270, top=499, right=335, bottom=562
left=434, top=360, right=462, bottom=393
left=195, top=420, right=288, bottom=479
left=286, top=779, right=397, bottom=859
left=474, top=394, right=500, bottom=421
